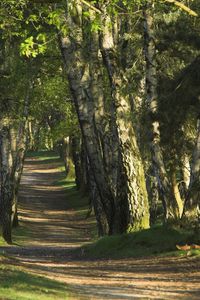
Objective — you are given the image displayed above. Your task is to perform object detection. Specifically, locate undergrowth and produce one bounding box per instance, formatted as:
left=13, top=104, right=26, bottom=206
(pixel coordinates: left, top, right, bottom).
left=82, top=225, right=200, bottom=259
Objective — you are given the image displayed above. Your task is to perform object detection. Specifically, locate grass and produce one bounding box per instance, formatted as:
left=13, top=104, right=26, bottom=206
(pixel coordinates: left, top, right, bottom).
left=1, top=150, right=95, bottom=248
left=1, top=150, right=95, bottom=246
left=53, top=164, right=93, bottom=218
left=3, top=150, right=200, bottom=278
left=0, top=150, right=199, bottom=300
left=58, top=159, right=76, bottom=181
left=26, top=150, right=58, bottom=159
left=82, top=225, right=200, bottom=259
left=0, top=225, right=32, bottom=247
left=0, top=236, right=7, bottom=247
left=26, top=150, right=61, bottom=165
left=0, top=262, right=75, bottom=300
left=54, top=174, right=97, bottom=238
left=0, top=150, right=95, bottom=299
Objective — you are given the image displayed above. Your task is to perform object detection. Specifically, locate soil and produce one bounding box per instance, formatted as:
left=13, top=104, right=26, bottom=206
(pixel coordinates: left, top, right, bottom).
left=1, top=157, right=200, bottom=300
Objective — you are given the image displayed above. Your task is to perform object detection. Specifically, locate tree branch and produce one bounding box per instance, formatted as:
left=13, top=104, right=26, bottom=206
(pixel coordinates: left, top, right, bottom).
left=80, top=0, right=102, bottom=14
left=163, top=0, right=198, bottom=17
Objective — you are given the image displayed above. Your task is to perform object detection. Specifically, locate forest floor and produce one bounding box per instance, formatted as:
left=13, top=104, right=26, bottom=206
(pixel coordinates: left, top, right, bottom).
left=0, top=152, right=200, bottom=300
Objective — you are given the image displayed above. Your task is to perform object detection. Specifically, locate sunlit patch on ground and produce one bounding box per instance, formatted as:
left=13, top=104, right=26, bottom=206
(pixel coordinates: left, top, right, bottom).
left=1, top=153, right=200, bottom=300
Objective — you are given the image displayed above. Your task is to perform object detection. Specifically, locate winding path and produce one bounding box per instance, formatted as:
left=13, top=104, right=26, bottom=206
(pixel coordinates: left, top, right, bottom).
left=1, top=155, right=200, bottom=299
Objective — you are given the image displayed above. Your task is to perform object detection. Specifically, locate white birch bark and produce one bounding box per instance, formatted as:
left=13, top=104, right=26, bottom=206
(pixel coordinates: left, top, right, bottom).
left=58, top=0, right=116, bottom=234
left=100, top=10, right=150, bottom=232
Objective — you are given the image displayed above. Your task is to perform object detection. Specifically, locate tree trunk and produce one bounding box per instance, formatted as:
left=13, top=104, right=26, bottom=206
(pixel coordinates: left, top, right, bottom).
left=170, top=169, right=184, bottom=218
left=143, top=1, right=181, bottom=221
left=71, top=136, right=82, bottom=189
left=11, top=78, right=32, bottom=227
left=146, top=165, right=159, bottom=225
left=100, top=11, right=150, bottom=232
left=182, top=153, right=191, bottom=189
left=183, top=118, right=200, bottom=221
left=9, top=125, right=18, bottom=227
left=58, top=2, right=116, bottom=234
left=87, top=10, right=123, bottom=233
left=71, top=136, right=88, bottom=193
left=28, top=120, right=35, bottom=151
left=62, top=136, right=71, bottom=176
left=0, top=124, right=13, bottom=243
left=87, top=163, right=109, bottom=236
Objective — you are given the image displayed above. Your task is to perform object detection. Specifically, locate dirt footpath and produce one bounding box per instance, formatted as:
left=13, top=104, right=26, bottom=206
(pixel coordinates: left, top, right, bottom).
left=1, top=156, right=200, bottom=300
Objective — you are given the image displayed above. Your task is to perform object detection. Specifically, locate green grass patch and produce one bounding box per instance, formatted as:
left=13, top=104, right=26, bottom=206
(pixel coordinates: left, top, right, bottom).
left=58, top=159, right=76, bottom=181
left=0, top=223, right=33, bottom=248
left=82, top=225, right=200, bottom=259
left=26, top=150, right=57, bottom=159
left=0, top=236, right=7, bottom=247
left=0, top=263, right=74, bottom=300
left=26, top=150, right=60, bottom=164
left=54, top=179, right=95, bottom=222
left=53, top=171, right=89, bottom=212
left=53, top=170, right=97, bottom=239
left=12, top=224, right=33, bottom=246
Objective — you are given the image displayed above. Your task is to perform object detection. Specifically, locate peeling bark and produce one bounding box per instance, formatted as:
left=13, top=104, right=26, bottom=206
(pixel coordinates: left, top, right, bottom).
left=100, top=11, right=150, bottom=232
left=58, top=1, right=115, bottom=234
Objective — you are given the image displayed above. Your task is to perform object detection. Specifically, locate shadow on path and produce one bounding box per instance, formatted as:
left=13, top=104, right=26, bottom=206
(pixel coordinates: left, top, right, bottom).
left=1, top=155, right=200, bottom=300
